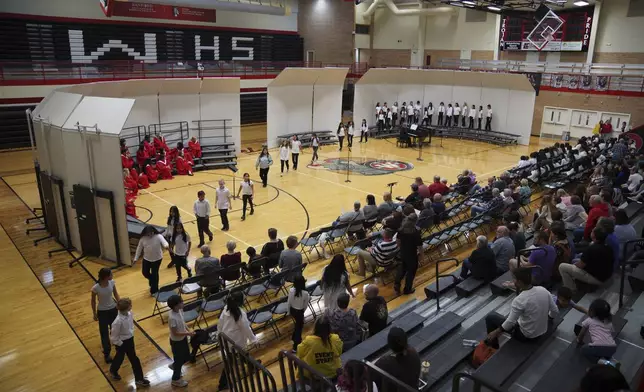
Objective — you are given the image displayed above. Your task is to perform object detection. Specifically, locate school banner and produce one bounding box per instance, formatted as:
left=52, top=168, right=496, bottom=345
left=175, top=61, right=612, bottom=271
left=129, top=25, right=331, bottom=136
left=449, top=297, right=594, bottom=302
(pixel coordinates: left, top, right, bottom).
left=111, top=1, right=217, bottom=22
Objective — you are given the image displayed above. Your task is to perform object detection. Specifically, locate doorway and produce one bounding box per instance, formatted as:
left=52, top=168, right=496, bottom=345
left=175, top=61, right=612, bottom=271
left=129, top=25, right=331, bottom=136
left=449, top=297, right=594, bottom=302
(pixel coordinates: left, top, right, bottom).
left=425, top=55, right=431, bottom=67
left=306, top=50, right=315, bottom=64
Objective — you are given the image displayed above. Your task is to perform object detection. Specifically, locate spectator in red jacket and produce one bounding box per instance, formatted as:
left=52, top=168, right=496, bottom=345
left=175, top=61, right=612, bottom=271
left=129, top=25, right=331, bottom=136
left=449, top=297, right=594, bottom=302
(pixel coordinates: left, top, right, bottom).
left=428, top=175, right=449, bottom=196
left=415, top=177, right=431, bottom=199
left=582, top=194, right=610, bottom=241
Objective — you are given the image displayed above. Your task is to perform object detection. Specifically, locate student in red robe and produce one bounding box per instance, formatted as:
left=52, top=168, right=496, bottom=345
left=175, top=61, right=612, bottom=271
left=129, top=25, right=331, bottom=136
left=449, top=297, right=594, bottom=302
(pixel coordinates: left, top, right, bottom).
left=125, top=195, right=138, bottom=218
left=138, top=172, right=150, bottom=189
left=183, top=147, right=194, bottom=166
left=136, top=143, right=148, bottom=170
left=121, top=150, right=134, bottom=170
left=175, top=151, right=193, bottom=176
left=188, top=136, right=202, bottom=158
left=153, top=134, right=170, bottom=154
left=123, top=169, right=138, bottom=196
left=143, top=135, right=156, bottom=158
left=168, top=142, right=180, bottom=163
left=145, top=160, right=159, bottom=183
left=156, top=151, right=173, bottom=180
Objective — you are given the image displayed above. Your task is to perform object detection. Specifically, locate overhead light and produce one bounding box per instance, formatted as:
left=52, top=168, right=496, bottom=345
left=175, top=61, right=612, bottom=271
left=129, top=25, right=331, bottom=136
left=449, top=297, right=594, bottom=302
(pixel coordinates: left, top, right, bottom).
left=487, top=5, right=502, bottom=11
left=573, top=1, right=590, bottom=6
left=462, top=1, right=476, bottom=4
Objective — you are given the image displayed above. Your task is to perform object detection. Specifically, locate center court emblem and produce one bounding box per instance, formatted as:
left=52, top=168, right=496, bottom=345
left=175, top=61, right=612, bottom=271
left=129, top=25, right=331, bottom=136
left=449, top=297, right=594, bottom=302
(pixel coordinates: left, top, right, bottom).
left=308, top=158, right=413, bottom=176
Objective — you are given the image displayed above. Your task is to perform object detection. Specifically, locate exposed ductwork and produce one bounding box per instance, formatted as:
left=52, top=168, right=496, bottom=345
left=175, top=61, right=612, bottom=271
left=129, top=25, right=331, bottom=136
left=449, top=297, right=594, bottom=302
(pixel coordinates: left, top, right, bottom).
left=362, top=0, right=457, bottom=18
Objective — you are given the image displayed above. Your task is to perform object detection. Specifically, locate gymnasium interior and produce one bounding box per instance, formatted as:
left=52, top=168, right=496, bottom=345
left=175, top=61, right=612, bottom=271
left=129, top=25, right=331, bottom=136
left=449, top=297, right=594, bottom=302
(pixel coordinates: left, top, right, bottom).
left=2, top=0, right=644, bottom=391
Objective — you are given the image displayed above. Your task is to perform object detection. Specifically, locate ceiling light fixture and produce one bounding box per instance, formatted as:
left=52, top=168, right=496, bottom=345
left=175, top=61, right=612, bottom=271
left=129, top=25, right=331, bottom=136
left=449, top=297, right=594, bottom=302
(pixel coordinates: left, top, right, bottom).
left=573, top=1, right=590, bottom=6
left=462, top=1, right=476, bottom=5
left=487, top=5, right=502, bottom=11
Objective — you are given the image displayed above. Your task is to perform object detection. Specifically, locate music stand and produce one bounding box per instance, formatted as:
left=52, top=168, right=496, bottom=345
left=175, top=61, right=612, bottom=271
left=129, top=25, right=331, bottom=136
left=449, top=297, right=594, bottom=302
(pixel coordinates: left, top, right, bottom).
left=386, top=182, right=398, bottom=195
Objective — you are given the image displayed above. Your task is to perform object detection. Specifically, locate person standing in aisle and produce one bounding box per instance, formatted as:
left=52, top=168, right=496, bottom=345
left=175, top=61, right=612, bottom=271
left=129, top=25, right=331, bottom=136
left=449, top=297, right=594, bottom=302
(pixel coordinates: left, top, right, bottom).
left=469, top=103, right=476, bottom=129
left=194, top=190, right=214, bottom=247
left=453, top=103, right=461, bottom=128
left=291, top=135, right=301, bottom=170
left=287, top=275, right=310, bottom=351
left=311, top=133, right=320, bottom=164
left=279, top=140, right=290, bottom=175
left=91, top=267, right=120, bottom=364
left=485, top=104, right=493, bottom=131
left=347, top=121, right=355, bottom=148
left=462, top=103, right=469, bottom=128
left=337, top=122, right=346, bottom=151
left=407, top=101, right=414, bottom=126
left=170, top=222, right=192, bottom=281
left=427, top=103, right=434, bottom=126
left=360, top=119, right=368, bottom=143
left=167, top=295, right=194, bottom=388
left=392, top=102, right=398, bottom=125
left=255, top=146, right=273, bottom=187
left=478, top=105, right=484, bottom=130
left=215, top=179, right=232, bottom=231
left=438, top=102, right=445, bottom=126
left=446, top=104, right=453, bottom=127
left=236, top=172, right=254, bottom=221
left=134, top=225, right=169, bottom=295
left=109, top=298, right=150, bottom=386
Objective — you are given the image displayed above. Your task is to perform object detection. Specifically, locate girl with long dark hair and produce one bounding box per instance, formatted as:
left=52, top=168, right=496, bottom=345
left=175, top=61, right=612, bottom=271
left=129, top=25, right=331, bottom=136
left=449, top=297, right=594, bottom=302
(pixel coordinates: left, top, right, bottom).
left=395, top=213, right=422, bottom=295
left=91, top=267, right=120, bottom=363
left=336, top=360, right=374, bottom=392
left=255, top=146, right=273, bottom=187
left=360, top=119, right=368, bottom=143
left=170, top=222, right=192, bottom=281
left=134, top=225, right=169, bottom=295
left=165, top=205, right=181, bottom=268
left=297, top=317, right=343, bottom=379
left=287, top=275, right=310, bottom=351
left=337, top=122, right=346, bottom=151
left=321, top=255, right=355, bottom=312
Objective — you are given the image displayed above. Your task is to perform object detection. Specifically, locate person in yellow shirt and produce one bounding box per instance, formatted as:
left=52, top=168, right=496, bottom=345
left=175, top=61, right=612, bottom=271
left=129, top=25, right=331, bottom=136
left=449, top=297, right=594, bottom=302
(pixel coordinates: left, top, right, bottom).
left=296, top=316, right=343, bottom=379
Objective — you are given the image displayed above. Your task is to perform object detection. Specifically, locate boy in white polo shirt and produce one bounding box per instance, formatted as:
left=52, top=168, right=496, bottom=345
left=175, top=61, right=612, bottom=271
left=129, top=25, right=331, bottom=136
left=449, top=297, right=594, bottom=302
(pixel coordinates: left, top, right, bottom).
left=167, top=295, right=195, bottom=388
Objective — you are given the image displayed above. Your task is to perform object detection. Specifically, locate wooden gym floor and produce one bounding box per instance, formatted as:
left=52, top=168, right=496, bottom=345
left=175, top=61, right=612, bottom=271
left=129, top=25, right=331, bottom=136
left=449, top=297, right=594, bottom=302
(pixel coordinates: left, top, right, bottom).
left=0, top=127, right=551, bottom=391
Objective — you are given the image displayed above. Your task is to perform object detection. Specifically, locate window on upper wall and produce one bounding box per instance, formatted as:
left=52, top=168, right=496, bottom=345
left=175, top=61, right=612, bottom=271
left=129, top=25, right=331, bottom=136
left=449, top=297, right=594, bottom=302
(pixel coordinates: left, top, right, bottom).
left=355, top=24, right=369, bottom=35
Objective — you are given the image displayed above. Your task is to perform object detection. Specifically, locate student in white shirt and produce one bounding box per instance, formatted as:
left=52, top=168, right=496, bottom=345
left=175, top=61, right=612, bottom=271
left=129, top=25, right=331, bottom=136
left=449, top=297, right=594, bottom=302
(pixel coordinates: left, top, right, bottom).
left=406, top=102, right=414, bottom=126
left=194, top=190, right=214, bottom=247
left=427, top=103, right=434, bottom=126
left=279, top=140, right=290, bottom=175
left=217, top=292, right=258, bottom=390
left=446, top=104, right=453, bottom=127
left=134, top=225, right=169, bottom=295
left=360, top=119, right=368, bottom=143
left=422, top=105, right=429, bottom=126
left=92, top=267, right=120, bottom=363
left=453, top=103, right=461, bottom=128
left=337, top=122, right=346, bottom=151
left=109, top=298, right=150, bottom=386
left=236, top=172, right=255, bottom=221
left=290, top=135, right=302, bottom=170
left=347, top=121, right=355, bottom=148
left=165, top=206, right=182, bottom=269
left=400, top=102, right=407, bottom=126
left=392, top=102, right=398, bottom=125
left=386, top=109, right=393, bottom=130
left=375, top=102, right=381, bottom=123
left=438, top=102, right=445, bottom=126
left=167, top=295, right=195, bottom=387
left=170, top=222, right=192, bottom=281
left=469, top=103, right=476, bottom=129
left=485, top=268, right=558, bottom=348
left=485, top=104, right=493, bottom=131
left=287, top=275, right=310, bottom=351
left=414, top=101, right=422, bottom=124
left=215, top=179, right=232, bottom=231
left=462, top=103, right=469, bottom=128
left=311, top=133, right=320, bottom=164
left=478, top=105, right=484, bottom=130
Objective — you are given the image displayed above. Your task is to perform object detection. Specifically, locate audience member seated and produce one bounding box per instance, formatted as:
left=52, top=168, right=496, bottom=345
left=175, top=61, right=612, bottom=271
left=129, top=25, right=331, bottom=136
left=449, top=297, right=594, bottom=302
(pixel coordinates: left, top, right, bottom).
left=578, top=364, right=630, bottom=392
left=550, top=223, right=572, bottom=282
left=378, top=192, right=397, bottom=218
left=431, top=193, right=446, bottom=217
left=297, top=317, right=343, bottom=380
left=459, top=235, right=497, bottom=282
left=220, top=240, right=242, bottom=284
left=244, top=247, right=263, bottom=280
left=597, top=217, right=619, bottom=270
left=485, top=268, right=558, bottom=349
left=416, top=198, right=435, bottom=230
left=415, top=177, right=431, bottom=199
left=359, top=285, right=388, bottom=337
left=564, top=195, right=587, bottom=230
left=491, top=226, right=515, bottom=274
left=578, top=194, right=610, bottom=243
left=559, top=227, right=614, bottom=293
left=362, top=194, right=379, bottom=222
left=502, top=188, right=515, bottom=208
left=614, top=209, right=637, bottom=261
left=372, top=327, right=421, bottom=390
left=279, top=235, right=303, bottom=281
left=325, top=293, right=359, bottom=352
left=175, top=150, right=193, bottom=176
left=188, top=136, right=202, bottom=158
left=471, top=188, right=502, bottom=217
left=261, top=228, right=285, bottom=272
left=509, top=231, right=556, bottom=285
left=156, top=151, right=173, bottom=180
left=356, top=229, right=399, bottom=277
left=194, top=245, right=221, bottom=297
left=334, top=201, right=366, bottom=240
left=428, top=175, right=449, bottom=197
left=144, top=160, right=159, bottom=183
left=454, top=170, right=472, bottom=194
left=518, top=179, right=532, bottom=204
left=130, top=168, right=149, bottom=189
left=492, top=174, right=509, bottom=191
left=382, top=211, right=403, bottom=232
left=400, top=184, right=423, bottom=210
left=508, top=222, right=526, bottom=256
left=532, top=195, right=555, bottom=232
left=576, top=299, right=617, bottom=362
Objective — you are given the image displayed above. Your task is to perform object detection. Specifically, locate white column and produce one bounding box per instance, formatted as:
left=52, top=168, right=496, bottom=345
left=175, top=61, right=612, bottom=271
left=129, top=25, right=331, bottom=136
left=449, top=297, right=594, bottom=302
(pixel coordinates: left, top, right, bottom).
left=493, top=14, right=501, bottom=60
left=586, top=0, right=602, bottom=64
left=413, top=13, right=427, bottom=67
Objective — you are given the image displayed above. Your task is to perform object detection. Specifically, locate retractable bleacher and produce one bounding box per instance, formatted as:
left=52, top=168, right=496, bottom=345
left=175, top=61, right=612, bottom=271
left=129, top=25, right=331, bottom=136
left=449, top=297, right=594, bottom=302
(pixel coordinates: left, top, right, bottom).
left=192, top=119, right=237, bottom=170
left=278, top=130, right=336, bottom=148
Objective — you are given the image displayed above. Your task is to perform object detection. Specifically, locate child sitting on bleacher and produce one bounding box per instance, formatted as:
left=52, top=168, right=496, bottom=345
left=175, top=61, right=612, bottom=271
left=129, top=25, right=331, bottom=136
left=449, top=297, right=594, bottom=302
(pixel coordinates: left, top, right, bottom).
left=576, top=299, right=617, bottom=362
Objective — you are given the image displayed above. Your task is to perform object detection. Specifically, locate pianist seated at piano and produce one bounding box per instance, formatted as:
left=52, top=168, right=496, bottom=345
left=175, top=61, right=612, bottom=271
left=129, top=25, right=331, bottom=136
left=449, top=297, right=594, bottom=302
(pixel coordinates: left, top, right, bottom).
left=398, top=127, right=412, bottom=148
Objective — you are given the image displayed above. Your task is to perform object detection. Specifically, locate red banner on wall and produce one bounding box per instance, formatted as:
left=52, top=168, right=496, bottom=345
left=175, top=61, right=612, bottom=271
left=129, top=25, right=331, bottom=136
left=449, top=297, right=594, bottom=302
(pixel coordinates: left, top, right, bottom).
left=110, top=1, right=216, bottom=22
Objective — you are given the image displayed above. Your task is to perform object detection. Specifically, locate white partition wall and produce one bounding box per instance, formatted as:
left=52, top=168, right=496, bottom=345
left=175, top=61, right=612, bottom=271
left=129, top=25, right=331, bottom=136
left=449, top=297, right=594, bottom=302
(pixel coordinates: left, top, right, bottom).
left=158, top=79, right=201, bottom=125
left=540, top=106, right=630, bottom=140
left=267, top=68, right=348, bottom=148
left=200, top=78, right=242, bottom=154
left=354, top=69, right=536, bottom=145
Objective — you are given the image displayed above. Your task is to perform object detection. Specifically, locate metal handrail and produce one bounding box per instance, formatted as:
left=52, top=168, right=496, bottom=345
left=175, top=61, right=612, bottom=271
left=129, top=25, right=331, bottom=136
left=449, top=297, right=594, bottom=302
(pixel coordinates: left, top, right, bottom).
left=451, top=372, right=504, bottom=392
left=364, top=360, right=417, bottom=392
left=218, top=332, right=278, bottom=392
left=618, top=239, right=644, bottom=308
left=435, top=257, right=460, bottom=312
left=277, top=349, right=335, bottom=392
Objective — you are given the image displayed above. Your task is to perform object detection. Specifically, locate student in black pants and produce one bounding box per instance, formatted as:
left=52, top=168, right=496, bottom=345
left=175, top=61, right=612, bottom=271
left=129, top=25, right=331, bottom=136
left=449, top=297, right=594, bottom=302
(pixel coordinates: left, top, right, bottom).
left=236, top=173, right=255, bottom=221
left=134, top=225, right=169, bottom=295
left=255, top=146, right=273, bottom=187
left=167, top=295, right=194, bottom=387
left=169, top=223, right=192, bottom=281
left=478, top=105, right=484, bottom=130
left=109, top=298, right=150, bottom=386
left=290, top=135, right=301, bottom=170
left=287, top=275, right=309, bottom=351
left=193, top=190, right=214, bottom=247
left=92, top=267, right=120, bottom=363
left=485, top=104, right=493, bottom=131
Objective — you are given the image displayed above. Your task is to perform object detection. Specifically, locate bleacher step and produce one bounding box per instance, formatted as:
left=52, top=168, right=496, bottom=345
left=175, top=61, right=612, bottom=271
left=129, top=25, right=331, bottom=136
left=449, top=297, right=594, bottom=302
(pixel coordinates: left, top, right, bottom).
left=407, top=312, right=464, bottom=354
left=424, top=275, right=459, bottom=299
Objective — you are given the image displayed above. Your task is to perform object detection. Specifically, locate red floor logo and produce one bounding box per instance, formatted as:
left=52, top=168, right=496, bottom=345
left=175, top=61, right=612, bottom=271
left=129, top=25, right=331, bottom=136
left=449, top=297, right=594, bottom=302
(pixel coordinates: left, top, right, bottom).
left=309, top=158, right=413, bottom=176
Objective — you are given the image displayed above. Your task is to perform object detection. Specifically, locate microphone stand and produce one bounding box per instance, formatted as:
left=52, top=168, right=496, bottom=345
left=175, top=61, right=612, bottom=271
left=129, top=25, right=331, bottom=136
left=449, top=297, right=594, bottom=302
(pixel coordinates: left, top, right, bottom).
left=345, top=143, right=352, bottom=183
left=387, top=182, right=398, bottom=195
left=417, top=130, right=424, bottom=161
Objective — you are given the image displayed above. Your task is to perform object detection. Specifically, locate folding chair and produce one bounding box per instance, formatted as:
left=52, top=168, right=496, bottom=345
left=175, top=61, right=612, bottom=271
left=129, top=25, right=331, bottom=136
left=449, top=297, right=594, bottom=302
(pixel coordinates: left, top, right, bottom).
left=182, top=300, right=201, bottom=327
left=244, top=257, right=267, bottom=280
left=300, top=229, right=324, bottom=263
left=220, top=263, right=244, bottom=288
left=343, top=237, right=372, bottom=273
left=243, top=276, right=271, bottom=308
left=153, top=282, right=182, bottom=324
left=198, top=289, right=229, bottom=327
left=306, top=281, right=324, bottom=317
left=272, top=296, right=290, bottom=323
left=266, top=270, right=290, bottom=298
left=180, top=275, right=202, bottom=296
left=197, top=324, right=219, bottom=370
left=326, top=222, right=350, bottom=254
left=248, top=302, right=280, bottom=337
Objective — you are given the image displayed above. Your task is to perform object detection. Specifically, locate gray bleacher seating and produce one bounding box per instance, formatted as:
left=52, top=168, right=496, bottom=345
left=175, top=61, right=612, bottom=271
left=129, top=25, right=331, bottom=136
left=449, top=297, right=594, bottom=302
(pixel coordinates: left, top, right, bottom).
left=405, top=311, right=464, bottom=353
left=455, top=277, right=486, bottom=297
left=278, top=130, right=336, bottom=148
left=489, top=270, right=514, bottom=295
left=424, top=275, right=460, bottom=299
